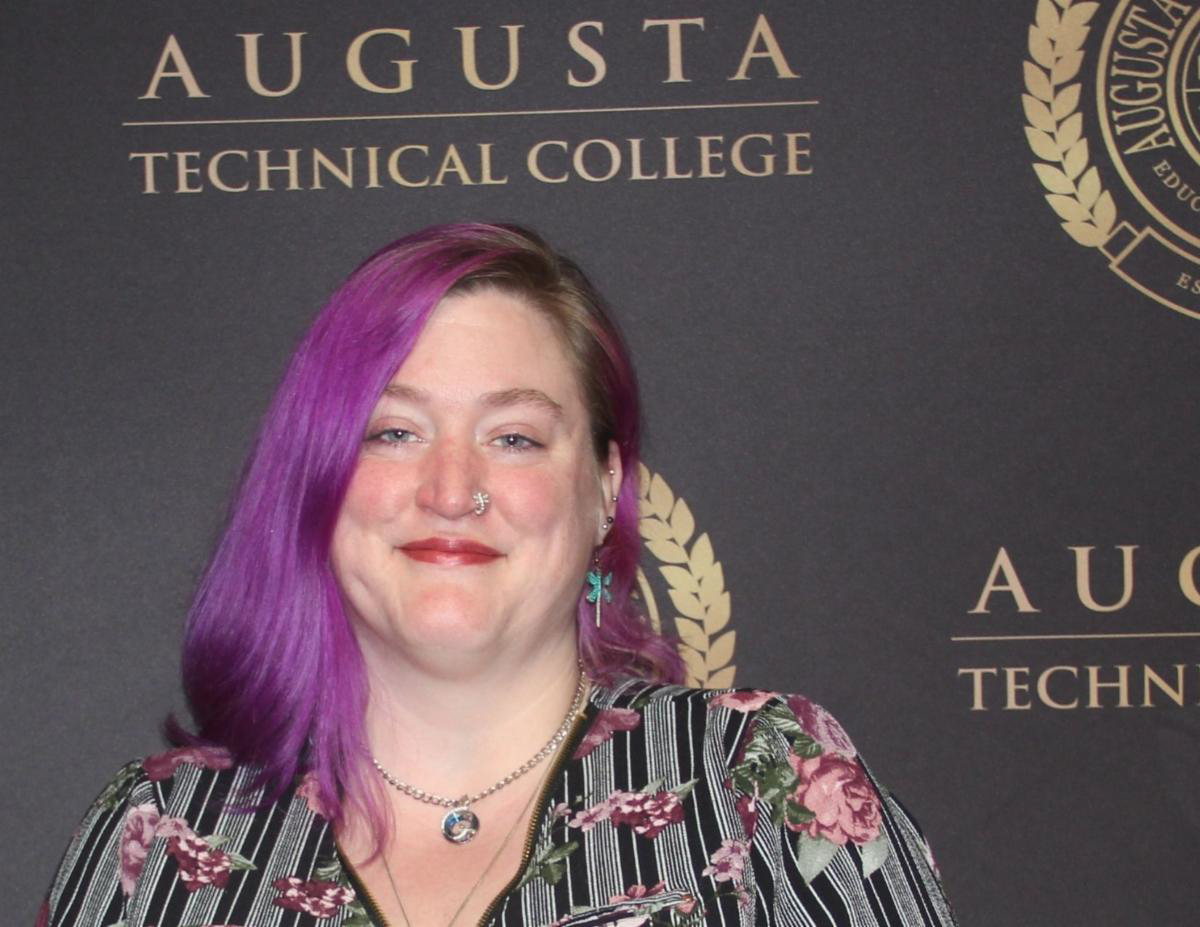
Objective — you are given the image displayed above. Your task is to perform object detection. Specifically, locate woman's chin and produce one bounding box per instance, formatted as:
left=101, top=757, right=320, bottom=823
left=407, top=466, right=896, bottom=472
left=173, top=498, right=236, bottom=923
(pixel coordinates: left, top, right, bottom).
left=401, top=611, right=500, bottom=654
left=352, top=585, right=574, bottom=670
left=375, top=591, right=512, bottom=657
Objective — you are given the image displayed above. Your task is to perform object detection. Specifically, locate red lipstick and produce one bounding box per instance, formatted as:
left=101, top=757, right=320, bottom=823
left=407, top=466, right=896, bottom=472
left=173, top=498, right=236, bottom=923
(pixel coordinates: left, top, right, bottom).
left=399, top=537, right=502, bottom=565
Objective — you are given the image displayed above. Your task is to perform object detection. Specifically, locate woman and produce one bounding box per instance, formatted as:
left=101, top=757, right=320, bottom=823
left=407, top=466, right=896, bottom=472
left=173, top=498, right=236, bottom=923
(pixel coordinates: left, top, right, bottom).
left=40, top=224, right=955, bottom=926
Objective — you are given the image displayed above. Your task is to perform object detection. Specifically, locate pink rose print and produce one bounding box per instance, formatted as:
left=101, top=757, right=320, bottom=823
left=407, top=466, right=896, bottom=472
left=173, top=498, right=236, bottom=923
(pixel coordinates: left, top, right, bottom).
left=609, top=881, right=698, bottom=917
left=786, top=695, right=857, bottom=758
left=143, top=745, right=233, bottom=782
left=118, top=803, right=164, bottom=895
left=165, top=832, right=233, bottom=891
left=710, top=690, right=779, bottom=713
left=272, top=877, right=356, bottom=917
left=568, top=789, right=685, bottom=839
left=788, top=753, right=881, bottom=846
left=609, top=880, right=667, bottom=904
left=569, top=797, right=615, bottom=831
left=702, top=838, right=750, bottom=886
left=675, top=894, right=699, bottom=915
left=609, top=790, right=685, bottom=839
left=573, top=707, right=642, bottom=758
left=153, top=816, right=195, bottom=840
left=295, top=771, right=328, bottom=818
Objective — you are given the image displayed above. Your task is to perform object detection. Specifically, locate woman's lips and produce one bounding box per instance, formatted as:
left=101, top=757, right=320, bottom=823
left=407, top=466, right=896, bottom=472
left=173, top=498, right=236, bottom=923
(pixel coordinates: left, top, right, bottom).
left=398, top=537, right=502, bottom=565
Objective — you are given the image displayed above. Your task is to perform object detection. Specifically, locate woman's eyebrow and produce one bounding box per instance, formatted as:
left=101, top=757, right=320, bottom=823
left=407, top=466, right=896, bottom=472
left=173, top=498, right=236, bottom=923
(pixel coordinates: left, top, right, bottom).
left=481, top=388, right=564, bottom=419
left=381, top=383, right=429, bottom=403
left=380, top=384, right=564, bottom=419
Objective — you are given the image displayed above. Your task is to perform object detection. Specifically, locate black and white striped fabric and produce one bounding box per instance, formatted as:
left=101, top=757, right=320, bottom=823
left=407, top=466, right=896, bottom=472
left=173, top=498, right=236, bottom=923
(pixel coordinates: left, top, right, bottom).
left=42, top=683, right=956, bottom=926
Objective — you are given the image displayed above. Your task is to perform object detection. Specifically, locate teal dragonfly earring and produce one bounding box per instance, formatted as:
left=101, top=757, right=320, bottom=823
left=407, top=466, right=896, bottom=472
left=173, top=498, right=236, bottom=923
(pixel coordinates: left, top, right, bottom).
left=587, top=475, right=618, bottom=627
left=585, top=557, right=613, bottom=628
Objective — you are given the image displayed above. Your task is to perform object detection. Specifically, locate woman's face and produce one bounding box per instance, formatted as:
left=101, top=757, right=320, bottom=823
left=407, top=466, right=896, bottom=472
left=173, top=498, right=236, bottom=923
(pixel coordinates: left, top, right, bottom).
left=330, top=288, right=619, bottom=668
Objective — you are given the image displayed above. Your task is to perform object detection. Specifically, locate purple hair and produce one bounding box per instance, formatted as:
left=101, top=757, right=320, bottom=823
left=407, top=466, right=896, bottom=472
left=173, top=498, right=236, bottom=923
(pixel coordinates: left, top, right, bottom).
left=174, top=222, right=683, bottom=837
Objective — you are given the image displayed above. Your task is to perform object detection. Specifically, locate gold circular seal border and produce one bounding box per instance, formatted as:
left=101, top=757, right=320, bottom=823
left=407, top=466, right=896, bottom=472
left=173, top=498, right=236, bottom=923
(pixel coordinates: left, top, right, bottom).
left=1022, top=0, right=1200, bottom=321
left=1096, top=0, right=1200, bottom=251
left=636, top=463, right=736, bottom=689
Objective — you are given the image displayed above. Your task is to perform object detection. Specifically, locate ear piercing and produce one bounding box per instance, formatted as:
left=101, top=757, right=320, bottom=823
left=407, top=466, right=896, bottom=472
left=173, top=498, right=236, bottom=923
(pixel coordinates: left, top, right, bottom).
left=602, top=469, right=617, bottom=531
left=471, top=490, right=490, bottom=516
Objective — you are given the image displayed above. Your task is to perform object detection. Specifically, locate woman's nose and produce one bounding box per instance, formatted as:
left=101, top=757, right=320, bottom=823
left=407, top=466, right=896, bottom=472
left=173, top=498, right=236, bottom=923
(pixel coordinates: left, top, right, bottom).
left=414, top=439, right=483, bottom=519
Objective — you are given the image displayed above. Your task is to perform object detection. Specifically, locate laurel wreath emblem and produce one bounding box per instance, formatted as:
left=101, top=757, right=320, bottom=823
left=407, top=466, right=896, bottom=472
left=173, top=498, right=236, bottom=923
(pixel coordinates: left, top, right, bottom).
left=1023, top=0, right=1117, bottom=247
left=637, top=463, right=735, bottom=689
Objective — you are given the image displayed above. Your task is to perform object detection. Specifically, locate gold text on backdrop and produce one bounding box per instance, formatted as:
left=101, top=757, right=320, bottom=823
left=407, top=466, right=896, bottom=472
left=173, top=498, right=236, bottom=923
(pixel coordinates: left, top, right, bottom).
left=967, top=544, right=1200, bottom=612
left=955, top=542, right=1200, bottom=710
left=138, top=15, right=800, bottom=100
left=958, top=663, right=1200, bottom=710
left=123, top=13, right=818, bottom=196
left=127, top=133, right=812, bottom=194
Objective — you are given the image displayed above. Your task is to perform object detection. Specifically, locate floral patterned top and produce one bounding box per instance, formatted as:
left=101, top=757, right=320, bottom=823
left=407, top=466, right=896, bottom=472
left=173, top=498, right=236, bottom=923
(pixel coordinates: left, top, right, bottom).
left=39, top=682, right=955, bottom=926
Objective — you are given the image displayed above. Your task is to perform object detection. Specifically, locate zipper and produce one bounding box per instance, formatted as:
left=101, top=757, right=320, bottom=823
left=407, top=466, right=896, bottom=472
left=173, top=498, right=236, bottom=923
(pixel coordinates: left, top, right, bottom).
left=339, top=845, right=393, bottom=927
left=475, top=687, right=597, bottom=927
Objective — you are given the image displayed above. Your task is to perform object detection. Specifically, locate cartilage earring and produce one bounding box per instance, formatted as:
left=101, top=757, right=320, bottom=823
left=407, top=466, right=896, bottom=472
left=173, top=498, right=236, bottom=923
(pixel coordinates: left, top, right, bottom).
left=585, top=555, right=612, bottom=628
left=609, top=469, right=618, bottom=503
left=471, top=490, right=490, bottom=516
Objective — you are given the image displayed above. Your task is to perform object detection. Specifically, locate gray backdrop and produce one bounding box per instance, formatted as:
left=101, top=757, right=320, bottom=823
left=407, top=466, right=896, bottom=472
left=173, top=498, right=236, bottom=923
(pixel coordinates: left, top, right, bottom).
left=6, top=2, right=1199, bottom=924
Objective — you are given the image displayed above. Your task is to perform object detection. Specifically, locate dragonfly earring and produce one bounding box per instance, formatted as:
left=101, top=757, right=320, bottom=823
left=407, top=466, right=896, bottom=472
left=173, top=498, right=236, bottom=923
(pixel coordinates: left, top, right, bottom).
left=586, top=556, right=613, bottom=628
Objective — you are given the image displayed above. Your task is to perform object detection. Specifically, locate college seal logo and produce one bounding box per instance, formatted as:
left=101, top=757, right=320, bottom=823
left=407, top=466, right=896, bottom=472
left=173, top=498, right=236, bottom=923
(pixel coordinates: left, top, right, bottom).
left=637, top=464, right=736, bottom=688
left=1024, top=0, right=1200, bottom=319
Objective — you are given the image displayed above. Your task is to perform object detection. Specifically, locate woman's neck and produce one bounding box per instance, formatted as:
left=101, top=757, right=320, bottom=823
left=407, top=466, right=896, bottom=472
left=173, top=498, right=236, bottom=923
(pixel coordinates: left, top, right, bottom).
left=359, top=631, right=584, bottom=800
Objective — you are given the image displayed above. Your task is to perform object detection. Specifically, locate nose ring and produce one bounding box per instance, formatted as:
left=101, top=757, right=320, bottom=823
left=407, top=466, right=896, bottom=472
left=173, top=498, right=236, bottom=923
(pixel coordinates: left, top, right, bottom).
left=471, top=490, right=490, bottom=516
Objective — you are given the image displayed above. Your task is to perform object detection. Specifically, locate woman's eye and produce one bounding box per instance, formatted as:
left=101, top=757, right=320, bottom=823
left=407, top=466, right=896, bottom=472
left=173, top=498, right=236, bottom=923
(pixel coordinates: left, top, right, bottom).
left=366, top=428, right=418, bottom=445
left=493, top=433, right=542, bottom=451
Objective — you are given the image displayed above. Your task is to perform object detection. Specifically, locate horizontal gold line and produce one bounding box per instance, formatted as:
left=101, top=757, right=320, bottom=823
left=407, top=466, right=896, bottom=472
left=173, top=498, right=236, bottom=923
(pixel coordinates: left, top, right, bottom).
left=120, top=98, right=820, bottom=128
left=951, top=631, right=1200, bottom=642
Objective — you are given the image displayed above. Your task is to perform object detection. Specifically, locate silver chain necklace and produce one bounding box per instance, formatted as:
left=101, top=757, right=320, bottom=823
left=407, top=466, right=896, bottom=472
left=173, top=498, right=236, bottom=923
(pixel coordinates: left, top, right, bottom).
left=372, top=671, right=589, bottom=844
left=382, top=762, right=548, bottom=927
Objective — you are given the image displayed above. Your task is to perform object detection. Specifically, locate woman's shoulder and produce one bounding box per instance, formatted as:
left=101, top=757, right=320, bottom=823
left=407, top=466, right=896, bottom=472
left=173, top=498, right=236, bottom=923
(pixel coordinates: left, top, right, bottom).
left=50, top=746, right=258, bottom=880
left=138, top=744, right=239, bottom=783
left=41, top=747, right=345, bottom=925
left=580, top=681, right=955, bottom=919
left=72, top=746, right=245, bottom=817
left=79, top=743, right=242, bottom=797
left=97, top=744, right=319, bottom=826
left=52, top=745, right=272, bottom=883
left=593, top=680, right=859, bottom=754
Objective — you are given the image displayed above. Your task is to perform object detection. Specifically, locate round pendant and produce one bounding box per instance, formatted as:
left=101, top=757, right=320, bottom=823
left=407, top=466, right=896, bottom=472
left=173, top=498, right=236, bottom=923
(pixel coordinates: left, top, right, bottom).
left=441, top=806, right=480, bottom=844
